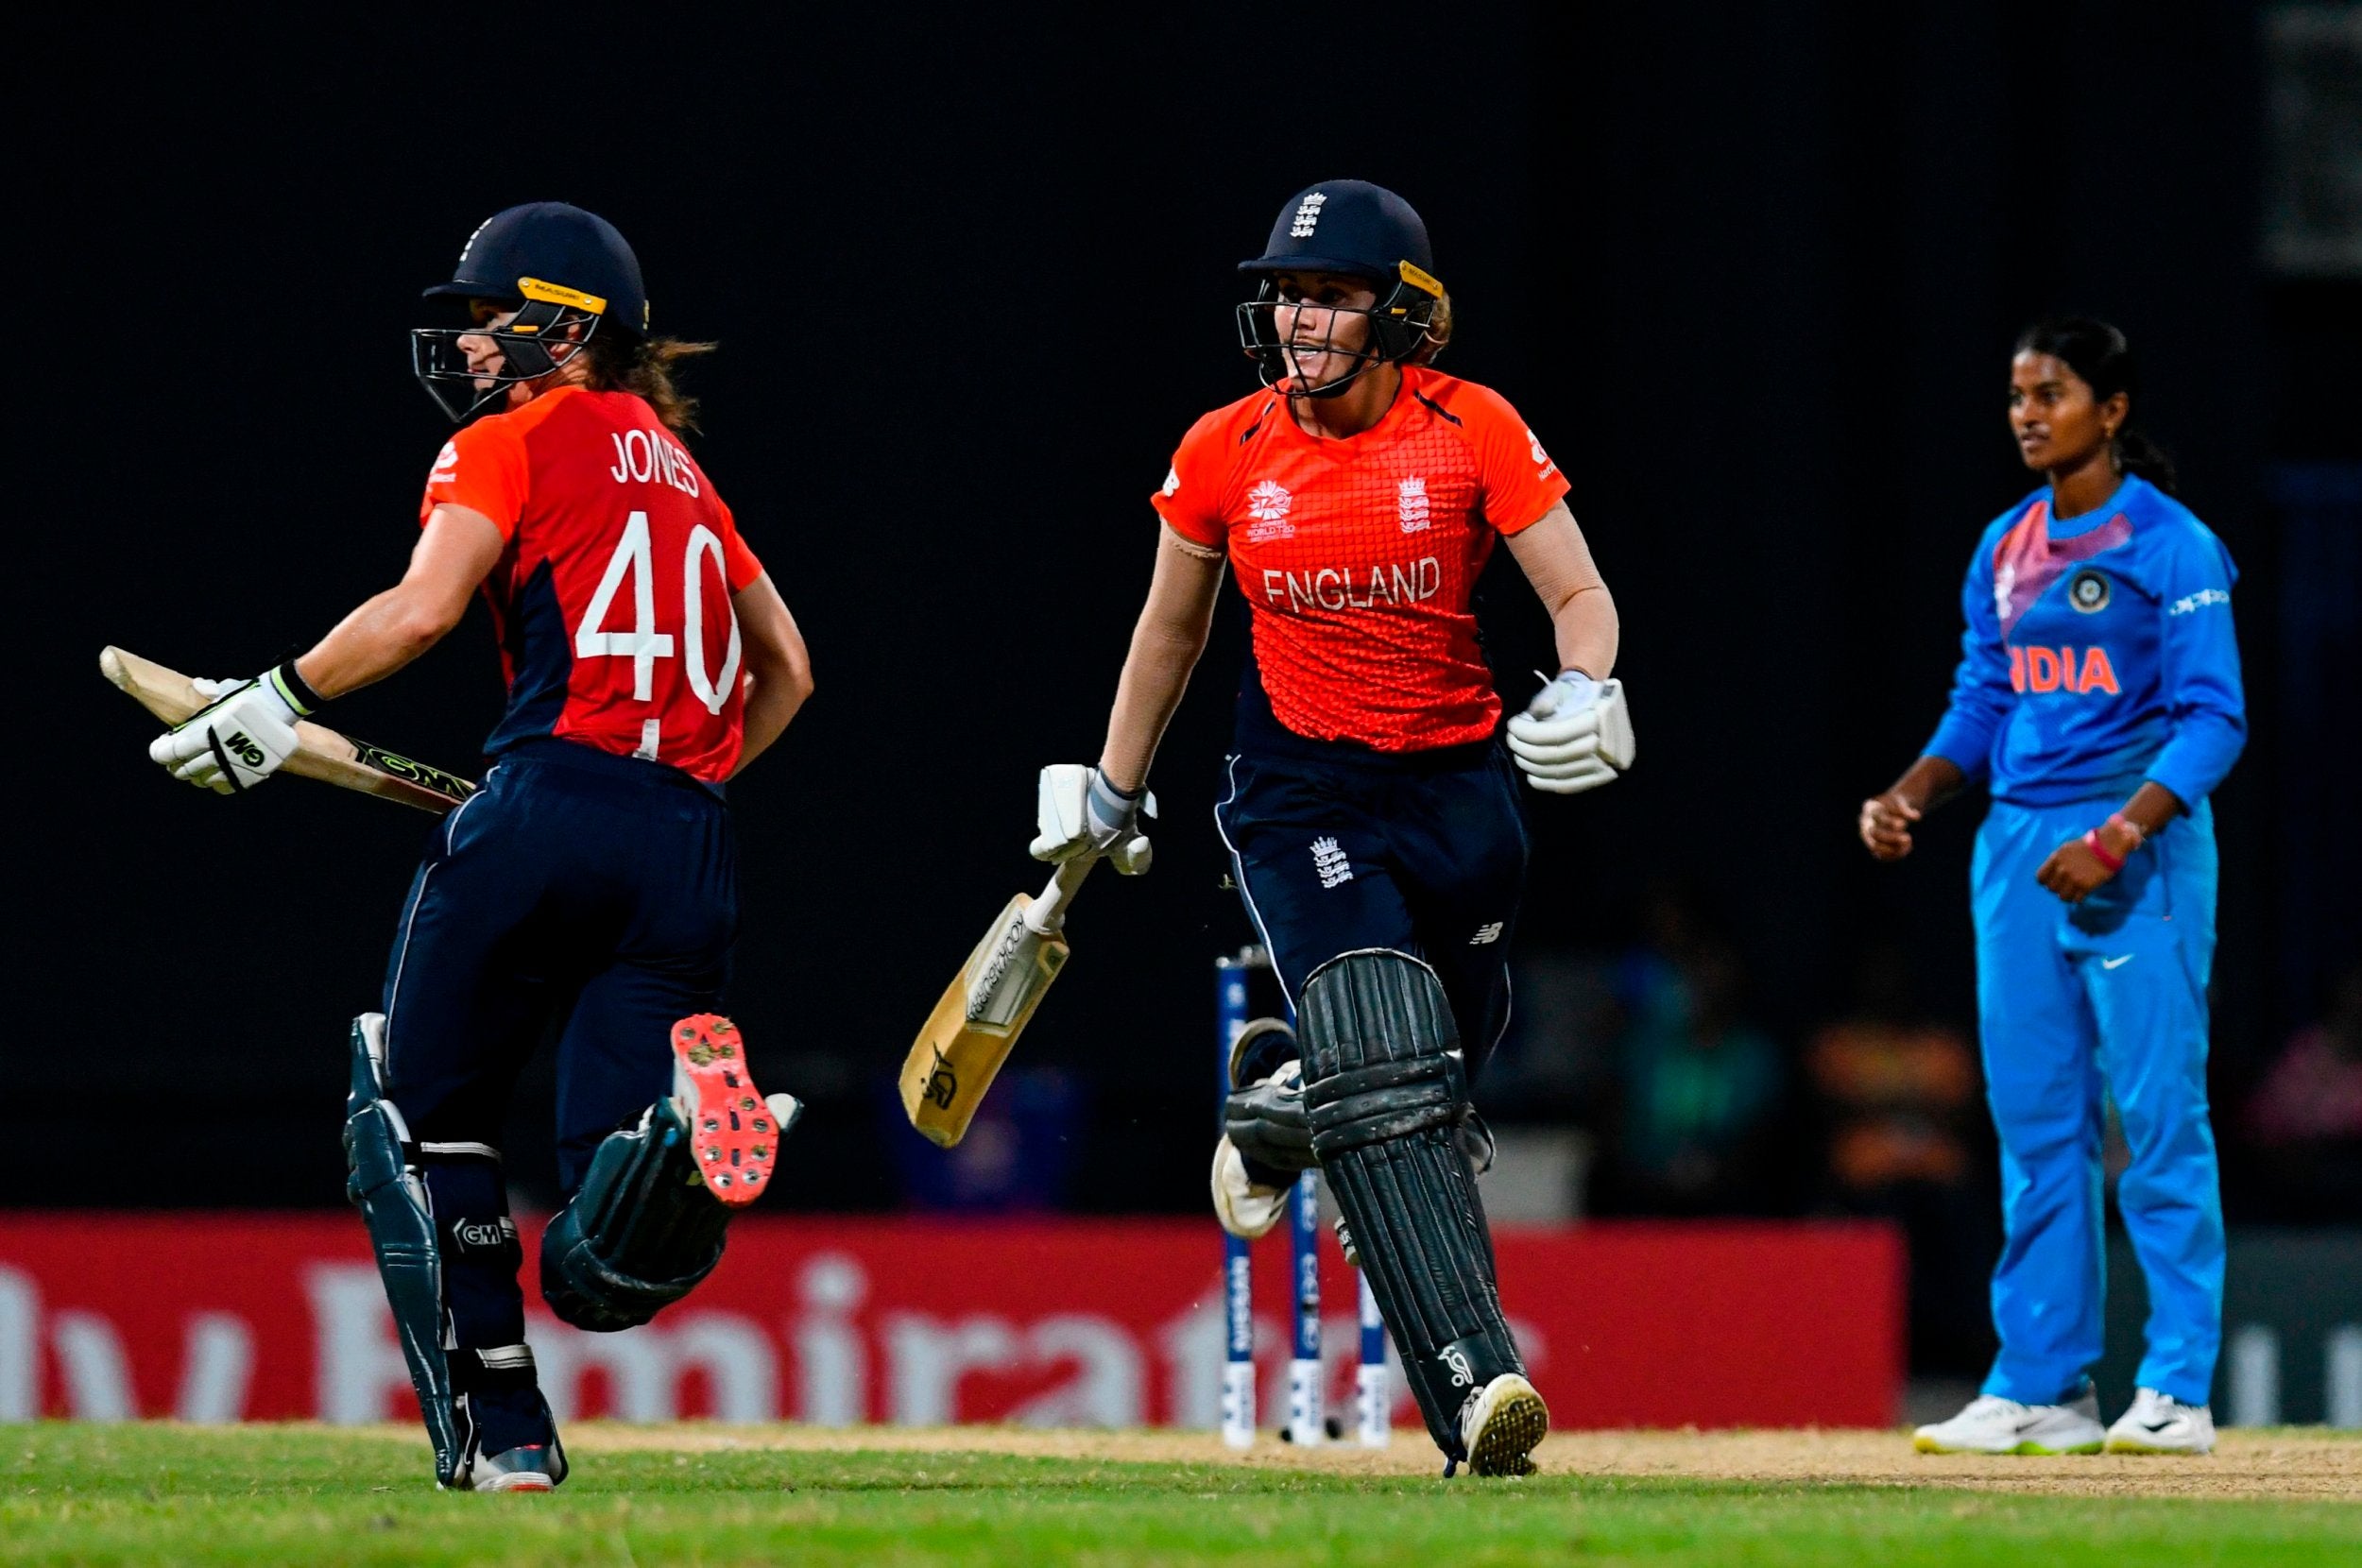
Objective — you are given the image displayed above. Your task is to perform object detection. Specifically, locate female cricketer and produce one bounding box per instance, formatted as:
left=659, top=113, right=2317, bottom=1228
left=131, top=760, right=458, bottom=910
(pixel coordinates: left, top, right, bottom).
left=1030, top=180, right=1635, bottom=1475
left=1863, top=318, right=2245, bottom=1457
left=145, top=203, right=813, bottom=1490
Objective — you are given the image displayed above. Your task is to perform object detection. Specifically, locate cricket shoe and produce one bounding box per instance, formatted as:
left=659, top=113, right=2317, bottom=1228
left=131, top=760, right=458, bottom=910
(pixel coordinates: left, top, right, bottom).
left=1459, top=1372, right=1549, bottom=1477
left=467, top=1440, right=568, bottom=1492
left=1912, top=1389, right=2104, bottom=1454
left=2104, top=1388, right=2217, bottom=1455
left=671, top=1014, right=800, bottom=1206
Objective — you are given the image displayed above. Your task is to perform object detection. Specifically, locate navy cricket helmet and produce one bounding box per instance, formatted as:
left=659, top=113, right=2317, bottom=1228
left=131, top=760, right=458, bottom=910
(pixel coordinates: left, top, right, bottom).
left=1235, top=179, right=1447, bottom=399
left=411, top=202, right=648, bottom=423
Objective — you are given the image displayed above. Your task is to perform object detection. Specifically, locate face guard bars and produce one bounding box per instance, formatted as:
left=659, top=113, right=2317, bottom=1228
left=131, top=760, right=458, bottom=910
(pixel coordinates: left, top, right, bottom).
left=1236, top=261, right=1446, bottom=401
left=411, top=276, right=609, bottom=424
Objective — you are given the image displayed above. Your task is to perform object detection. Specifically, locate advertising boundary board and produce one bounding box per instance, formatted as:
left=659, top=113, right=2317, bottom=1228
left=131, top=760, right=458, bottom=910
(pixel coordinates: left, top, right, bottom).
left=0, top=1216, right=1902, bottom=1429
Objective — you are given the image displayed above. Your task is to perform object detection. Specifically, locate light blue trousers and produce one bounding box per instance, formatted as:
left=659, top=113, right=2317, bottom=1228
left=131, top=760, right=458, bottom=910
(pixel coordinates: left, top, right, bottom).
left=1971, top=796, right=2223, bottom=1406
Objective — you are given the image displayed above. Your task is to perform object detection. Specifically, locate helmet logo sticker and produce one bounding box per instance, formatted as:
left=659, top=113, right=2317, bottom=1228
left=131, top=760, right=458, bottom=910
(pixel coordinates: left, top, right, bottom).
left=455, top=213, right=494, bottom=267
left=1289, top=191, right=1327, bottom=239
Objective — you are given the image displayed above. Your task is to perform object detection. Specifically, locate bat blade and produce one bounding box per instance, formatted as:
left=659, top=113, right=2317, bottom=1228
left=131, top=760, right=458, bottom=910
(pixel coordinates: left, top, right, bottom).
left=100, top=646, right=476, bottom=815
left=899, top=889, right=1073, bottom=1148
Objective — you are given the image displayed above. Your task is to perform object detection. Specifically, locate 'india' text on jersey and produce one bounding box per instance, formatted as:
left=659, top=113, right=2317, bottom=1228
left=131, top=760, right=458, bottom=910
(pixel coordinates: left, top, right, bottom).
left=419, top=387, right=763, bottom=783
left=1925, top=475, right=2244, bottom=808
left=1153, top=366, right=1568, bottom=752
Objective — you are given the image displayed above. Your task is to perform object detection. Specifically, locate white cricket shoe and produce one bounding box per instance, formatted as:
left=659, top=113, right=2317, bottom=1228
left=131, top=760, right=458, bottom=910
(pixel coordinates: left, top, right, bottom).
left=1459, top=1372, right=1549, bottom=1476
left=2104, top=1388, right=2217, bottom=1455
left=1912, top=1389, right=2104, bottom=1455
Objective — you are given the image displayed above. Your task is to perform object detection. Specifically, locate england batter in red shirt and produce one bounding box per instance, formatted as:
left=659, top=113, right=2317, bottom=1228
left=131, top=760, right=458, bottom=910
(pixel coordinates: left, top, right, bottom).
left=144, top=204, right=813, bottom=1492
left=1028, top=181, right=1632, bottom=1475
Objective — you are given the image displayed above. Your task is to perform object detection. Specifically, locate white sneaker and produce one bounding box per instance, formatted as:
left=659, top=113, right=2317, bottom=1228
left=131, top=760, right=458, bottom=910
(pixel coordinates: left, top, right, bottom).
left=1459, top=1372, right=1549, bottom=1476
left=2104, top=1388, right=2217, bottom=1455
left=1912, top=1389, right=2104, bottom=1455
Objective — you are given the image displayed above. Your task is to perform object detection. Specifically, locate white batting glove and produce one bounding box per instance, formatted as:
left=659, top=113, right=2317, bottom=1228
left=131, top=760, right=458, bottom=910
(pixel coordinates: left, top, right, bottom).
left=1506, top=672, right=1636, bottom=795
left=147, top=665, right=316, bottom=795
left=1028, top=763, right=1156, bottom=875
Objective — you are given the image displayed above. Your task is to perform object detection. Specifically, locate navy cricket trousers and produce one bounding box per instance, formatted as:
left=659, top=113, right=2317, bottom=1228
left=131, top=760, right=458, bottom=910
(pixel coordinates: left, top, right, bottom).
left=381, top=736, right=740, bottom=1192
left=1214, top=741, right=1529, bottom=1078
left=374, top=738, right=737, bottom=1447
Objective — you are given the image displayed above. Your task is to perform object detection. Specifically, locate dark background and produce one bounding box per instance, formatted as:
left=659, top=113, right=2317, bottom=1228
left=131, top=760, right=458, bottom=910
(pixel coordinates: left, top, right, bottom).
left=12, top=6, right=2355, bottom=1228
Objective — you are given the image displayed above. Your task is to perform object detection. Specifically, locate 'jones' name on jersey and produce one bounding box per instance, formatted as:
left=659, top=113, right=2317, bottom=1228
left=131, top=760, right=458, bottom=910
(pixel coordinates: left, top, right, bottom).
left=1259, top=556, right=1442, bottom=614
left=608, top=428, right=701, bottom=497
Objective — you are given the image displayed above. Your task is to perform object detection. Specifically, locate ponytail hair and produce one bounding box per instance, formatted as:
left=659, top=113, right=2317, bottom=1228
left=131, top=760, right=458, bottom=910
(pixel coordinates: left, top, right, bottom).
left=2013, top=315, right=2177, bottom=493
left=586, top=332, right=717, bottom=435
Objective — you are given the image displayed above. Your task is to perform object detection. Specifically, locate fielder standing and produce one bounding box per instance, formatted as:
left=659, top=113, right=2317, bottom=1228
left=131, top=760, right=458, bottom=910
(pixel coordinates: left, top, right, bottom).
left=1865, top=318, right=2244, bottom=1457
left=1030, top=180, right=1633, bottom=1475
left=145, top=203, right=813, bottom=1490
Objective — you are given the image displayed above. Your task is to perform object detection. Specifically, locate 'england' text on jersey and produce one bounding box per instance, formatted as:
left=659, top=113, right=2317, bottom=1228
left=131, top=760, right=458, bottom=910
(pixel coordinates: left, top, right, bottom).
left=1261, top=557, right=1443, bottom=613
left=608, top=428, right=700, bottom=496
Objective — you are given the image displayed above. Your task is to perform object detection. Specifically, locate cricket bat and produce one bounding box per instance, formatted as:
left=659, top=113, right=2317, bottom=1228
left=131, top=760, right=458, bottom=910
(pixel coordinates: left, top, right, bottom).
left=101, top=646, right=476, bottom=815
left=899, top=856, right=1095, bottom=1148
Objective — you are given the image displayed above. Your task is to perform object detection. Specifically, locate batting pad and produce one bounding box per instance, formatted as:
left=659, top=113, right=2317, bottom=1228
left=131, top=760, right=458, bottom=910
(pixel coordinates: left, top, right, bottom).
left=1300, top=949, right=1525, bottom=1459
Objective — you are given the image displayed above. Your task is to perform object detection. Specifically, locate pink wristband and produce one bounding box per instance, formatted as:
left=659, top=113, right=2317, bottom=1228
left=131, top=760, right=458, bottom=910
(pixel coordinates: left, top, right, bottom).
left=2083, top=829, right=2126, bottom=874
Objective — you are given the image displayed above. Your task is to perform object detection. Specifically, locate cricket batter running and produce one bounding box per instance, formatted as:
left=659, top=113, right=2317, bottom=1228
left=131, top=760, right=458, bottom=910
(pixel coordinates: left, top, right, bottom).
left=1030, top=181, right=1633, bottom=1474
left=144, top=203, right=813, bottom=1490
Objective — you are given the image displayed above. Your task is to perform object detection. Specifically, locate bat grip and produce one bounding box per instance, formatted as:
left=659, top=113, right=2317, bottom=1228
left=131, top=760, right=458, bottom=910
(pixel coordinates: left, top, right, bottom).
left=1025, top=857, right=1095, bottom=935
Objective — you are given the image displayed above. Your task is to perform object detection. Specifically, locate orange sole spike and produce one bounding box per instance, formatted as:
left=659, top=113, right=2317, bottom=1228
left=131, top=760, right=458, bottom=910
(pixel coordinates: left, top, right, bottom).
left=671, top=1014, right=777, bottom=1209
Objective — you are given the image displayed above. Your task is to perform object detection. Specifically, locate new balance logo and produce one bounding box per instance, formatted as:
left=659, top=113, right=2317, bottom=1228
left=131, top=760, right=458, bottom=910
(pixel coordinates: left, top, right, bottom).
left=1310, top=836, right=1354, bottom=889
left=1289, top=191, right=1327, bottom=238
left=1397, top=476, right=1430, bottom=532
left=1469, top=922, right=1504, bottom=946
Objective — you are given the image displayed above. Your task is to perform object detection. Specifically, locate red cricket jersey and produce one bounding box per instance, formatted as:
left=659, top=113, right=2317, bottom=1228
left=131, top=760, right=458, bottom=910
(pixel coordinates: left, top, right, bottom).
left=419, top=387, right=764, bottom=783
left=1152, top=366, right=1568, bottom=751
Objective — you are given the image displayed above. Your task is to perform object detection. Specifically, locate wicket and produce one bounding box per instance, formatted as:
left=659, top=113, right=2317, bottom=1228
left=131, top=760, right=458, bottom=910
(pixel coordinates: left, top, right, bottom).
left=1216, top=946, right=1390, bottom=1449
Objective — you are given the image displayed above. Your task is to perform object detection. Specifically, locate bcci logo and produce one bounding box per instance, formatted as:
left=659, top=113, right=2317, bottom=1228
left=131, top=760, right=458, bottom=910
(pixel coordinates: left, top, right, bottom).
left=1289, top=191, right=1327, bottom=238
left=2068, top=570, right=2111, bottom=613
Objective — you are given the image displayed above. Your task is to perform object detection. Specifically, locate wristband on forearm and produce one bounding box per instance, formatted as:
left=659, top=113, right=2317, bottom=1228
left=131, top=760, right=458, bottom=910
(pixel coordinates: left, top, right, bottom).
left=2081, top=830, right=2125, bottom=874
left=1086, top=769, right=1142, bottom=834
left=265, top=659, right=325, bottom=718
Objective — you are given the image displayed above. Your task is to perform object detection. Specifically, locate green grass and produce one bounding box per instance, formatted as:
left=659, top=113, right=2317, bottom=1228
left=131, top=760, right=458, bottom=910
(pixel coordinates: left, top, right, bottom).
left=3, top=1424, right=2357, bottom=1567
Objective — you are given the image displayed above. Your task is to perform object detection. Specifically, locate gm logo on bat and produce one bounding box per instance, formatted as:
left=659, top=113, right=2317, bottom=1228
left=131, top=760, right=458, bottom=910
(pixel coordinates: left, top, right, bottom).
left=352, top=743, right=477, bottom=804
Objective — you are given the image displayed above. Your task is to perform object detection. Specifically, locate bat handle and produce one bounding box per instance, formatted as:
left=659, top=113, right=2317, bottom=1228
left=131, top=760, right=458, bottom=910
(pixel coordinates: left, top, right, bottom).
left=1025, top=856, right=1095, bottom=935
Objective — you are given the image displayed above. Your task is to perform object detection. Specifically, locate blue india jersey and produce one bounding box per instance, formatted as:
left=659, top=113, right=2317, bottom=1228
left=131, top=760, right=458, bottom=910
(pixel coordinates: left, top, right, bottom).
left=1925, top=475, right=2246, bottom=808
